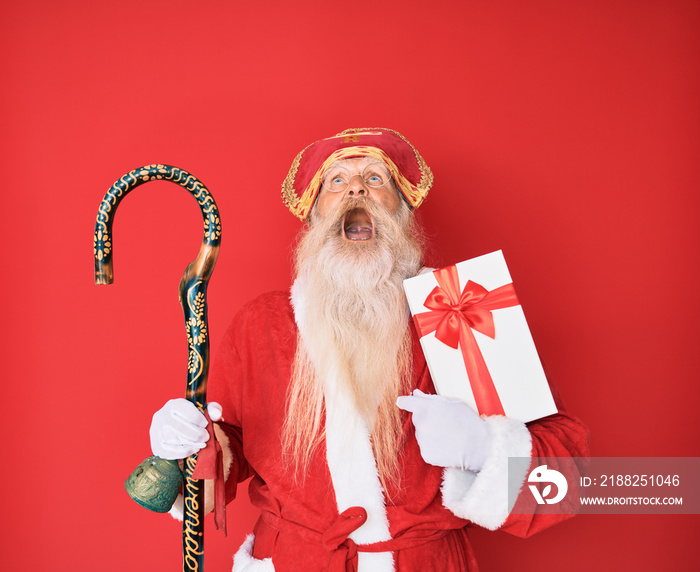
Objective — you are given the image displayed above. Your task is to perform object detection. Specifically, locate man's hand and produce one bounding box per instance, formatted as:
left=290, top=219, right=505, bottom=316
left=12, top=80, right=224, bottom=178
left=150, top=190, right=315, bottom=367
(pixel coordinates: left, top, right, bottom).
left=397, top=389, right=492, bottom=472
left=149, top=398, right=223, bottom=460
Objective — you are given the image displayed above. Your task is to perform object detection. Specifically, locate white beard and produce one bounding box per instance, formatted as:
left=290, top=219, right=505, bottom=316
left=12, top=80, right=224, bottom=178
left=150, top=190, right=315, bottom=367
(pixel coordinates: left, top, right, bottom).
left=284, top=196, right=423, bottom=487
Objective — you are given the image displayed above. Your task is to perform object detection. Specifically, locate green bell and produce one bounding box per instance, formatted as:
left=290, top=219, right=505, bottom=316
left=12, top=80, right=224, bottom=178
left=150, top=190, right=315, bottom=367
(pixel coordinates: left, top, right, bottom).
left=125, top=456, right=183, bottom=513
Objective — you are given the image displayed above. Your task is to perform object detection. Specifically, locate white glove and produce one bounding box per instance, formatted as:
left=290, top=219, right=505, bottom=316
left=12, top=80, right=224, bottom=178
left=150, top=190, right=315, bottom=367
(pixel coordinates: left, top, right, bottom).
left=397, top=389, right=492, bottom=472
left=149, top=398, right=223, bottom=460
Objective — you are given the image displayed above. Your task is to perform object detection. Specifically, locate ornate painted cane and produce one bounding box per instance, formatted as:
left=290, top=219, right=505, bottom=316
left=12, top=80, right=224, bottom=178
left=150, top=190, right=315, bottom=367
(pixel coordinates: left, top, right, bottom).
left=94, top=164, right=221, bottom=572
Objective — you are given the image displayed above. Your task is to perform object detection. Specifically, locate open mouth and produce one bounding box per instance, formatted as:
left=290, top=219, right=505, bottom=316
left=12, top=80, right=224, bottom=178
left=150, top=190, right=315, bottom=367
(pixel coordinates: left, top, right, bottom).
left=342, top=207, right=374, bottom=241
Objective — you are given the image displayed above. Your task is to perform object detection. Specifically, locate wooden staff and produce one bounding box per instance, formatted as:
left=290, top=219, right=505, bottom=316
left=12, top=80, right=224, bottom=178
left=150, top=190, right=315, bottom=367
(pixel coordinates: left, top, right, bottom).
left=94, top=164, right=221, bottom=572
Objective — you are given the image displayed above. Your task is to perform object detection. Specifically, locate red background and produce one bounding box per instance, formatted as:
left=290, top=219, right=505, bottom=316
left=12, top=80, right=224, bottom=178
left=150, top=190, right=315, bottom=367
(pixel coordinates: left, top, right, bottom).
left=2, top=1, right=699, bottom=570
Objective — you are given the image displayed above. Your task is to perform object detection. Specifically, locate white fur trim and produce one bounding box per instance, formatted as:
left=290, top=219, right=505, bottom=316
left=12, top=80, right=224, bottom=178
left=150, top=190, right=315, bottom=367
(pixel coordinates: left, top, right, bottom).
left=289, top=280, right=305, bottom=330
left=293, top=281, right=395, bottom=572
left=441, top=415, right=531, bottom=530
left=232, top=534, right=275, bottom=572
left=324, top=368, right=395, bottom=572
left=168, top=493, right=184, bottom=521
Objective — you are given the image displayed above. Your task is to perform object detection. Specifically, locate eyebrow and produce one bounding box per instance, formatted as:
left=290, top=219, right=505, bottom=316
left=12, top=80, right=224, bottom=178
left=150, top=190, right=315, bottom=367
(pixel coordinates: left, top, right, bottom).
left=328, top=157, right=389, bottom=170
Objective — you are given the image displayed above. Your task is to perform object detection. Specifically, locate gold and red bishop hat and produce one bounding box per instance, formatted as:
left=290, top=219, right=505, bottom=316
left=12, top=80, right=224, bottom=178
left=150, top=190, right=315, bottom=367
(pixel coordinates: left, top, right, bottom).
left=281, top=128, right=433, bottom=220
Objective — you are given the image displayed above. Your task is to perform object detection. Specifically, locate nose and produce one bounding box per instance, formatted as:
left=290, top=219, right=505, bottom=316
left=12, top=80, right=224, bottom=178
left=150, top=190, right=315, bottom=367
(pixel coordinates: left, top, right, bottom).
left=345, top=173, right=367, bottom=197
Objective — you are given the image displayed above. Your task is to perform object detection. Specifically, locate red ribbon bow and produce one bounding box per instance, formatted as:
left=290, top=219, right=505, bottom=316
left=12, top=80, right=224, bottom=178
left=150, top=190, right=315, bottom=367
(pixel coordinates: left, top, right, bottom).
left=413, top=265, right=520, bottom=416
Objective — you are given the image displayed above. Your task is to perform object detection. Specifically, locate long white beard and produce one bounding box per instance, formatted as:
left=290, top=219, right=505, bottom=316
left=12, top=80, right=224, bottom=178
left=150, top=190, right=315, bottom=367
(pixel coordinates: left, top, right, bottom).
left=284, top=197, right=423, bottom=487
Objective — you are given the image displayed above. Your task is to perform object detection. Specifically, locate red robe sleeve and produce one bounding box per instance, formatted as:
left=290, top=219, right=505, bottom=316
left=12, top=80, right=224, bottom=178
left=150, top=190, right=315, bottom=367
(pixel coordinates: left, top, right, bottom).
left=441, top=367, right=590, bottom=537
left=207, top=320, right=255, bottom=505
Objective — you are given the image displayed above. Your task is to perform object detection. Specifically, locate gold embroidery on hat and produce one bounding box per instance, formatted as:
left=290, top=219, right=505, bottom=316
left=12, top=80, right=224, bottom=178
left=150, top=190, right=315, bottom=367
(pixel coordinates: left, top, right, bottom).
left=281, top=145, right=309, bottom=220
left=282, top=128, right=433, bottom=220
left=306, top=146, right=416, bottom=212
left=338, top=128, right=433, bottom=209
left=327, top=131, right=382, bottom=140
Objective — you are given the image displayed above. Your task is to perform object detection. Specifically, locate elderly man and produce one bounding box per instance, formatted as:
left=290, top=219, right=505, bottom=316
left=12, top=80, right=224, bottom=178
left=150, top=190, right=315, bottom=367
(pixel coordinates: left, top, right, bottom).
left=150, top=128, right=589, bottom=571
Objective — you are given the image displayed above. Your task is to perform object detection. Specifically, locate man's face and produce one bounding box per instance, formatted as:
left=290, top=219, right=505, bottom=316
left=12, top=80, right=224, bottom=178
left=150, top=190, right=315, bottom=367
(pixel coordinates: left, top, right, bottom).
left=315, top=157, right=402, bottom=241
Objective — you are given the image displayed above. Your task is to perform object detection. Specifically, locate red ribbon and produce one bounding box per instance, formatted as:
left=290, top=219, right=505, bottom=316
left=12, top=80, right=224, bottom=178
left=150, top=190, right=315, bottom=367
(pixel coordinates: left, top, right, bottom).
left=413, top=265, right=520, bottom=416
left=192, top=410, right=227, bottom=534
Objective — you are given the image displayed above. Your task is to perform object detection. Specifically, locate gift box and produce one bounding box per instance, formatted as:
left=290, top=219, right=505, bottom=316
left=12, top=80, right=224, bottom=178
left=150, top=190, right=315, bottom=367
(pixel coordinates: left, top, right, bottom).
left=403, top=250, right=557, bottom=423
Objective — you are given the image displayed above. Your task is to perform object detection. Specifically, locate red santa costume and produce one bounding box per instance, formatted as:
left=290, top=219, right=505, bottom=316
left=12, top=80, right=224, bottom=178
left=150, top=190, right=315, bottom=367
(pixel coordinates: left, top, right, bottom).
left=206, top=290, right=588, bottom=572
left=193, top=129, right=589, bottom=571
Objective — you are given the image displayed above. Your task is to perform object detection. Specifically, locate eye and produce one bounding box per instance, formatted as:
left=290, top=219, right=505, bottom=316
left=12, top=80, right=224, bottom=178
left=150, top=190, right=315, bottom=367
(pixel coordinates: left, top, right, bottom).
left=323, top=167, right=350, bottom=191
left=363, top=164, right=390, bottom=186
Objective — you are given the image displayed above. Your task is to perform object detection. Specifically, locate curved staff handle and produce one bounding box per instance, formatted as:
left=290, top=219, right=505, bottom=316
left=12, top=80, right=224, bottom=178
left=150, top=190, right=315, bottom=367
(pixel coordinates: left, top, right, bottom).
left=94, top=164, right=221, bottom=572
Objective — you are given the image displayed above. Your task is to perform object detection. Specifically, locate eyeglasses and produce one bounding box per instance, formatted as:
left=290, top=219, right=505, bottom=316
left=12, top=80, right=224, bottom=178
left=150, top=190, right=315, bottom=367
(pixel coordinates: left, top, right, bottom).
left=321, top=162, right=393, bottom=193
